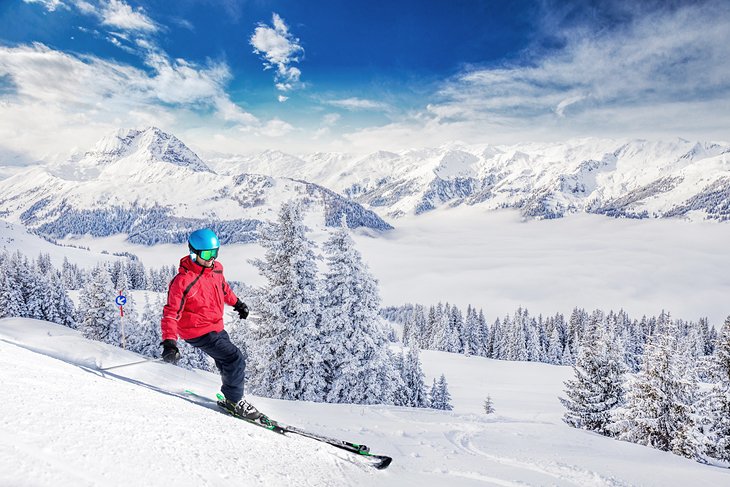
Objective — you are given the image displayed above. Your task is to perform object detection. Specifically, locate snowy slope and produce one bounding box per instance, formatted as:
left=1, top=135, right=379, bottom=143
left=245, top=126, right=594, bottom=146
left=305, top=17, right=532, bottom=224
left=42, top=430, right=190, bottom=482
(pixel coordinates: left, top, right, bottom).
left=2, top=318, right=729, bottom=487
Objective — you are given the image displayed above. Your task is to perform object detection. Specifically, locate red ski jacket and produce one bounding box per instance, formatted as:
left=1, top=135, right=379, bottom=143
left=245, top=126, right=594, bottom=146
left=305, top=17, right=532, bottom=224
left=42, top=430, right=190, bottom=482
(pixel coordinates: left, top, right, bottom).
left=161, top=256, right=239, bottom=341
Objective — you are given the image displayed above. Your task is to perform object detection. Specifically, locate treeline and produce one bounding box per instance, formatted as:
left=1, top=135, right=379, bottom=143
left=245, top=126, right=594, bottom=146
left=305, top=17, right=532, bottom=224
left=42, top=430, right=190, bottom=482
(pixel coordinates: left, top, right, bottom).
left=60, top=255, right=178, bottom=292
left=561, top=315, right=730, bottom=467
left=382, top=304, right=718, bottom=372
left=0, top=251, right=76, bottom=328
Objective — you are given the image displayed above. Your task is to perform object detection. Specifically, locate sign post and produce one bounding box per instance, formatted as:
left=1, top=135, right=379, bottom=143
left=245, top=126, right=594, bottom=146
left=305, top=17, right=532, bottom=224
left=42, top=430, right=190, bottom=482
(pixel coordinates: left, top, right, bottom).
left=115, top=291, right=127, bottom=349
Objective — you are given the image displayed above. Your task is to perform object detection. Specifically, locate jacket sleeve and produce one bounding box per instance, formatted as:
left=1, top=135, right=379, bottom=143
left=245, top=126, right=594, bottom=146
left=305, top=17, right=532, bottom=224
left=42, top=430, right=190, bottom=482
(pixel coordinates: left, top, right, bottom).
left=222, top=277, right=239, bottom=307
left=161, top=272, right=189, bottom=341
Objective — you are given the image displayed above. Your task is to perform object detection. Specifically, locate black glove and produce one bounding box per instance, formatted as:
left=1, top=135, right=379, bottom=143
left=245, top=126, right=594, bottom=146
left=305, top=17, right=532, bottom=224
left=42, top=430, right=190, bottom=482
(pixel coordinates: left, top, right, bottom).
left=233, top=299, right=249, bottom=320
left=161, top=339, right=180, bottom=364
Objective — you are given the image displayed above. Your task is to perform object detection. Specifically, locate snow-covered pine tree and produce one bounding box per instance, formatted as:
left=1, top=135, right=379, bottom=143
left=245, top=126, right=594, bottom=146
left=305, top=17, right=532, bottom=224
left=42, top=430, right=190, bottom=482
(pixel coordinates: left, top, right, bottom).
left=698, top=317, right=714, bottom=356
left=49, top=270, right=76, bottom=329
left=11, top=252, right=44, bottom=320
left=0, top=254, right=23, bottom=319
left=488, top=318, right=503, bottom=359
left=35, top=252, right=52, bottom=274
left=248, top=201, right=326, bottom=402
left=126, top=259, right=147, bottom=290
left=430, top=303, right=448, bottom=351
left=525, top=316, right=541, bottom=361
left=412, top=304, right=427, bottom=347
left=389, top=350, right=409, bottom=406
left=568, top=307, right=589, bottom=357
left=560, top=320, right=626, bottom=436
left=623, top=318, right=644, bottom=373
left=476, top=309, right=489, bottom=357
left=463, top=305, right=479, bottom=357
left=705, top=383, right=730, bottom=462
left=505, top=309, right=528, bottom=361
left=403, top=304, right=426, bottom=348
left=61, top=257, right=85, bottom=289
left=125, top=293, right=161, bottom=357
left=609, top=318, right=706, bottom=460
left=78, top=265, right=120, bottom=345
left=560, top=342, right=574, bottom=365
left=430, top=374, right=453, bottom=411
left=447, top=304, right=464, bottom=353
left=115, top=263, right=129, bottom=294
left=715, top=316, right=730, bottom=385
left=109, top=260, right=123, bottom=290
left=400, top=343, right=429, bottom=407
left=546, top=327, right=563, bottom=365
left=483, top=395, right=495, bottom=414
left=706, top=317, right=730, bottom=462
left=431, top=303, right=450, bottom=350
left=423, top=305, right=437, bottom=350
left=537, top=315, right=549, bottom=362
left=320, top=222, right=394, bottom=405
left=35, top=266, right=58, bottom=323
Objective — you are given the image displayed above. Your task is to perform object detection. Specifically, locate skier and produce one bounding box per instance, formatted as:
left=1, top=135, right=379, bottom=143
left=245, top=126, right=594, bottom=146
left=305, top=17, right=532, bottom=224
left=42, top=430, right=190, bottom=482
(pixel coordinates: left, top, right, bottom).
left=160, top=228, right=260, bottom=420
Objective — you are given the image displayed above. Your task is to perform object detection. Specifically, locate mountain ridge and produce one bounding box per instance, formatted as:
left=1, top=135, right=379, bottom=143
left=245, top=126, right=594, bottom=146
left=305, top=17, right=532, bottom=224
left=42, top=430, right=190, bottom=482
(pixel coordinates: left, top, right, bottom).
left=0, top=127, right=392, bottom=245
left=206, top=136, right=730, bottom=221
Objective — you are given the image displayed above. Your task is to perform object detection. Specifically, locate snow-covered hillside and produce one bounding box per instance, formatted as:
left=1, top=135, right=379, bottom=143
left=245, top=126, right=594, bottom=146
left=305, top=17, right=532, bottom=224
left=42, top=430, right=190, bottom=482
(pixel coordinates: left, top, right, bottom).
left=2, top=317, right=729, bottom=487
left=0, top=127, right=391, bottom=246
left=207, top=138, right=730, bottom=221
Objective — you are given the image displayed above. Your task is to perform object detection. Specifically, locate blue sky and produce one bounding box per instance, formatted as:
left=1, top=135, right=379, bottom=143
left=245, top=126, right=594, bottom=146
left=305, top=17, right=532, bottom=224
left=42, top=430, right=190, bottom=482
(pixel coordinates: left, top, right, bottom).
left=0, top=0, right=729, bottom=160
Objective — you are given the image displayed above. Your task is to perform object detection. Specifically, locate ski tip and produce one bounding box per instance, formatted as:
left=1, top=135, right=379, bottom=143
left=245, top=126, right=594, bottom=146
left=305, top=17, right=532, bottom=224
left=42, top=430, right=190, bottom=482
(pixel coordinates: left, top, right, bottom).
left=373, top=455, right=392, bottom=470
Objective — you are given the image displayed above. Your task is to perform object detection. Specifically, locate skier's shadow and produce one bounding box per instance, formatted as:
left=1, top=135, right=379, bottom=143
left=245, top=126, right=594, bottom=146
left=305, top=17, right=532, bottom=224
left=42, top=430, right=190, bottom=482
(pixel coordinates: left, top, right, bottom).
left=1, top=337, right=216, bottom=411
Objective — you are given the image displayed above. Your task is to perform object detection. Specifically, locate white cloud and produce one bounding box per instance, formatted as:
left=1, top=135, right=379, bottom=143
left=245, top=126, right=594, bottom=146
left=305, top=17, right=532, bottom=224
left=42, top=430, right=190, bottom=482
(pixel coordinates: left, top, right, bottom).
left=22, top=0, right=66, bottom=12
left=555, top=94, right=586, bottom=117
left=325, top=97, right=389, bottom=111
left=257, top=119, right=295, bottom=137
left=423, top=1, right=730, bottom=142
left=100, top=0, right=157, bottom=33
left=250, top=13, right=304, bottom=94
left=329, top=1, right=730, bottom=151
left=172, top=18, right=194, bottom=31
left=322, top=113, right=340, bottom=125
left=277, top=95, right=288, bottom=103
left=0, top=43, right=261, bottom=159
left=29, top=1, right=158, bottom=35
left=72, top=0, right=97, bottom=15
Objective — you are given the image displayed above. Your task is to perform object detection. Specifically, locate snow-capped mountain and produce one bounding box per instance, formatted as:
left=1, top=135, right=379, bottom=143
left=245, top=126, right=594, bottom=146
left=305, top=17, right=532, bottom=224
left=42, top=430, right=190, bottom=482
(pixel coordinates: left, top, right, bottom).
left=53, top=127, right=213, bottom=181
left=0, top=128, right=391, bottom=245
left=208, top=138, right=730, bottom=221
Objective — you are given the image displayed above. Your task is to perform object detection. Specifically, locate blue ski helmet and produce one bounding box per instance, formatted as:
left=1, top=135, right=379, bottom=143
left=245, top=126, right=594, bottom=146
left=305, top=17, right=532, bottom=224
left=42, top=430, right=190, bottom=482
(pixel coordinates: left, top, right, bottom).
left=188, top=228, right=220, bottom=261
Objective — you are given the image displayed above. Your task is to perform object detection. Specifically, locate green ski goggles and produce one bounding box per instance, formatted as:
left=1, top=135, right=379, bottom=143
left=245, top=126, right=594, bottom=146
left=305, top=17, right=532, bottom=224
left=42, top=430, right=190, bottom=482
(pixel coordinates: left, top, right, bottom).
left=196, top=248, right=219, bottom=261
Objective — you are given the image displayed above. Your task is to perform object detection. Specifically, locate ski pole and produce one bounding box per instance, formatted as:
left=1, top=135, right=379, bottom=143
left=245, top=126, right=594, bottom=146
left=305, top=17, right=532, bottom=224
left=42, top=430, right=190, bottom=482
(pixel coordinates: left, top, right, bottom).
left=98, top=357, right=162, bottom=371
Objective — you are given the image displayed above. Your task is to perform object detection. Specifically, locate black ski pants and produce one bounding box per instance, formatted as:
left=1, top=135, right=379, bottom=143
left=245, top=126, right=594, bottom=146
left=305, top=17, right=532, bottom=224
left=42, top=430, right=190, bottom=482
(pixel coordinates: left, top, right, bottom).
left=186, top=329, right=246, bottom=403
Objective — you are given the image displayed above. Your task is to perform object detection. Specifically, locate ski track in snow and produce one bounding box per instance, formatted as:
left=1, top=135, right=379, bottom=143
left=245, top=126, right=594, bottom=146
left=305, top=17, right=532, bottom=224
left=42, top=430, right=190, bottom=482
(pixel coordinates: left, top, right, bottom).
left=444, top=430, right=629, bottom=487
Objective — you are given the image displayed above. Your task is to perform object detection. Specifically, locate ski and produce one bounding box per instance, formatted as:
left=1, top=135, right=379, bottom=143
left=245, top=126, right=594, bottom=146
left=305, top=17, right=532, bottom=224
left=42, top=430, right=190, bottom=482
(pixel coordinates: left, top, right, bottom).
left=184, top=389, right=393, bottom=469
left=184, top=389, right=286, bottom=434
